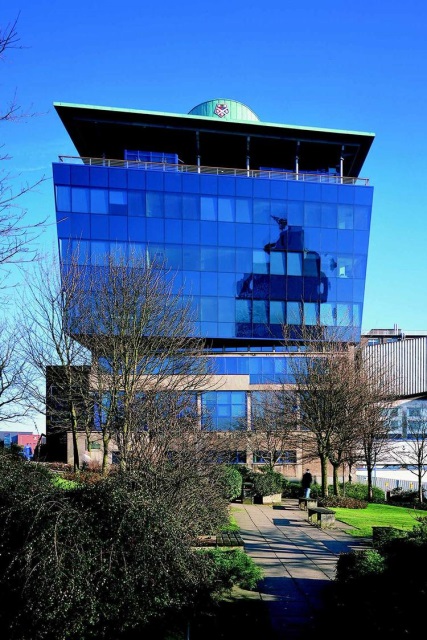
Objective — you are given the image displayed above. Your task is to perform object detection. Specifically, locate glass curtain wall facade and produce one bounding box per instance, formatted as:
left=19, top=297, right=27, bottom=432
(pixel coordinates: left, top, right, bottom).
left=53, top=99, right=375, bottom=448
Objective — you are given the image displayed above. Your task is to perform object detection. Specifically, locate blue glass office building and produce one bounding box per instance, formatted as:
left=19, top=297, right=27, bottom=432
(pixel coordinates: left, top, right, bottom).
left=53, top=99, right=374, bottom=438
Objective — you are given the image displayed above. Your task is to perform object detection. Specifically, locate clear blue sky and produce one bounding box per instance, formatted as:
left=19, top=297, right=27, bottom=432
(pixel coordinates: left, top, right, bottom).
left=3, top=0, right=427, bottom=336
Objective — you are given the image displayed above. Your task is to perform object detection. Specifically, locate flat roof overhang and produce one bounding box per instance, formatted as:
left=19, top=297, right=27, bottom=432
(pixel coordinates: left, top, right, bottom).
left=54, top=102, right=375, bottom=177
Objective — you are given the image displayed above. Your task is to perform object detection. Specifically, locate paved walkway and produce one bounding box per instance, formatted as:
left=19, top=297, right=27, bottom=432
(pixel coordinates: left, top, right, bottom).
left=232, top=498, right=372, bottom=640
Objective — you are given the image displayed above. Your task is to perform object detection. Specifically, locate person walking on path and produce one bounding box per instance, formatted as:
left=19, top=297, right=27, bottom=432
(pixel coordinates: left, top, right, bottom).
left=302, top=468, right=313, bottom=498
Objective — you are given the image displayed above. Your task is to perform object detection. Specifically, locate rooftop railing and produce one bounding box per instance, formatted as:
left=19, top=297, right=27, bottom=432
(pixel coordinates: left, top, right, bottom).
left=58, top=155, right=370, bottom=186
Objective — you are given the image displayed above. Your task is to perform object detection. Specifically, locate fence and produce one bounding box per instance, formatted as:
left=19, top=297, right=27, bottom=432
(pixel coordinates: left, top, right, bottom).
left=357, top=474, right=427, bottom=494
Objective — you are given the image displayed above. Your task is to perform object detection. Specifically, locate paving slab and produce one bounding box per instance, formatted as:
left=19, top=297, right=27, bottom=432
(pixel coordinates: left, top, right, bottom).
left=231, top=498, right=371, bottom=640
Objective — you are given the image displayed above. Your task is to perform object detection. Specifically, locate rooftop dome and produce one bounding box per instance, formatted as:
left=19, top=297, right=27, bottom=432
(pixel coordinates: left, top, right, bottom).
left=188, top=98, right=260, bottom=122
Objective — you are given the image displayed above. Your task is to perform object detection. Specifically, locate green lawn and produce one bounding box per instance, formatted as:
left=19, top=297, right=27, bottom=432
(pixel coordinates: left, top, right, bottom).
left=333, top=503, right=427, bottom=537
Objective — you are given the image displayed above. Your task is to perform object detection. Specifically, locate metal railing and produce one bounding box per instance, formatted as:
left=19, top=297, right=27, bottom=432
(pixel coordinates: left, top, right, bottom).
left=58, top=156, right=370, bottom=186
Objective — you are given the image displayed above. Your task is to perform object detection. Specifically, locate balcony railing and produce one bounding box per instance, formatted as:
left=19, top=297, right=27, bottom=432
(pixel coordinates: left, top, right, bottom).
left=58, top=155, right=370, bottom=186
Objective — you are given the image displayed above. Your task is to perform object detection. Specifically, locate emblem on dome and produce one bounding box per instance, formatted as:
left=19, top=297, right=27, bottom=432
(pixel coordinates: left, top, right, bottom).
left=214, top=103, right=229, bottom=118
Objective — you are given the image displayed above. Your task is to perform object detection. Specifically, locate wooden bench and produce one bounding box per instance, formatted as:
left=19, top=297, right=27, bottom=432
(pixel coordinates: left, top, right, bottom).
left=307, top=506, right=336, bottom=528
left=298, top=497, right=318, bottom=511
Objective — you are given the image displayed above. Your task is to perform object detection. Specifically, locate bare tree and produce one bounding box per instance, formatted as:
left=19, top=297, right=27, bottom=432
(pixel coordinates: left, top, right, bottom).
left=238, top=388, right=299, bottom=470
left=0, top=318, right=32, bottom=423
left=280, top=322, right=395, bottom=498
left=18, top=251, right=92, bottom=471
left=0, top=14, right=46, bottom=286
left=72, top=250, right=218, bottom=473
left=390, top=407, right=427, bottom=502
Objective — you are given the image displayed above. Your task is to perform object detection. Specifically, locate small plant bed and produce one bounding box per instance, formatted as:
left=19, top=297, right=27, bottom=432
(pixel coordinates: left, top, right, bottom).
left=195, top=532, right=244, bottom=547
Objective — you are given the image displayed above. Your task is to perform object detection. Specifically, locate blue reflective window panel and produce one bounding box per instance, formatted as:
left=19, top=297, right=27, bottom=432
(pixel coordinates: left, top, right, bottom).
left=164, top=192, right=182, bottom=218
left=110, top=242, right=128, bottom=263
left=183, top=220, right=200, bottom=244
left=91, top=215, right=109, bottom=239
left=353, top=230, right=369, bottom=254
left=236, top=248, right=252, bottom=272
left=337, top=230, right=353, bottom=253
left=303, top=302, right=317, bottom=325
left=164, top=245, right=182, bottom=270
left=304, top=202, right=321, bottom=227
left=253, top=223, right=270, bottom=248
left=128, top=217, right=146, bottom=241
left=147, top=245, right=165, bottom=267
left=354, top=205, right=371, bottom=230
left=218, top=222, right=235, bottom=247
left=270, top=251, right=286, bottom=275
left=287, top=301, right=301, bottom=324
left=56, top=186, right=71, bottom=212
left=182, top=194, right=200, bottom=219
left=337, top=255, right=353, bottom=278
left=146, top=171, right=164, bottom=191
left=355, top=186, right=373, bottom=205
left=337, top=278, right=353, bottom=301
left=218, top=273, right=236, bottom=296
left=287, top=253, right=302, bottom=276
left=236, top=176, right=252, bottom=196
left=200, top=221, right=218, bottom=245
left=270, top=301, right=285, bottom=324
left=201, top=196, right=217, bottom=221
left=253, top=199, right=270, bottom=223
left=128, top=191, right=145, bottom=216
left=302, top=252, right=319, bottom=277
left=201, top=321, right=218, bottom=337
left=338, top=185, right=355, bottom=204
left=253, top=300, right=268, bottom=323
left=146, top=191, right=163, bottom=217
left=353, top=279, right=365, bottom=302
left=127, top=169, right=146, bottom=190
left=201, top=272, right=218, bottom=296
left=270, top=180, right=287, bottom=200
left=183, top=247, right=201, bottom=270
left=321, top=203, right=337, bottom=228
left=128, top=242, right=146, bottom=262
left=218, top=297, right=235, bottom=322
left=353, top=303, right=362, bottom=328
left=337, top=303, right=352, bottom=325
left=71, top=165, right=90, bottom=186
left=201, top=247, right=218, bottom=271
left=236, top=299, right=251, bottom=322
left=91, top=189, right=109, bottom=214
left=218, top=176, right=235, bottom=196
left=53, top=162, right=70, bottom=185
left=71, top=240, right=90, bottom=265
left=165, top=219, right=182, bottom=244
left=321, top=184, right=338, bottom=203
left=164, top=172, right=181, bottom=192
left=71, top=187, right=90, bottom=213
left=287, top=201, right=304, bottom=225
left=218, top=248, right=235, bottom=272
left=146, top=218, right=164, bottom=243
left=57, top=215, right=70, bottom=237
left=353, top=255, right=367, bottom=279
left=91, top=241, right=109, bottom=265
left=287, top=181, right=305, bottom=200
left=72, top=214, right=90, bottom=238
left=218, top=197, right=235, bottom=222
left=109, top=168, right=127, bottom=188
left=253, top=177, right=270, bottom=198
left=182, top=173, right=200, bottom=193
left=320, top=228, right=337, bottom=252
left=109, top=190, right=127, bottom=215
left=109, top=216, right=128, bottom=241
left=338, top=205, right=353, bottom=229
left=200, top=297, right=218, bottom=321
left=236, top=198, right=252, bottom=223
left=200, top=174, right=218, bottom=195
left=253, top=250, right=268, bottom=274
left=320, top=303, right=336, bottom=326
